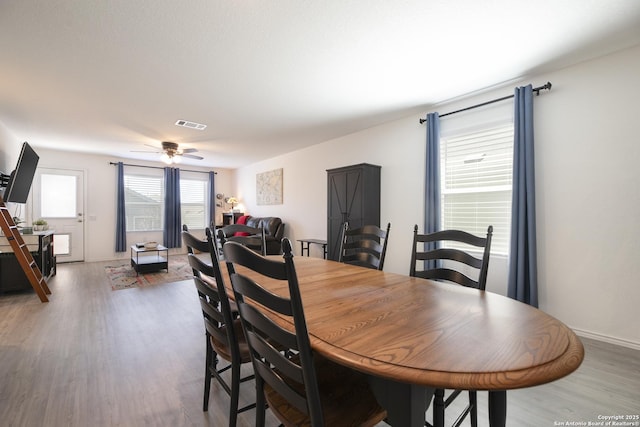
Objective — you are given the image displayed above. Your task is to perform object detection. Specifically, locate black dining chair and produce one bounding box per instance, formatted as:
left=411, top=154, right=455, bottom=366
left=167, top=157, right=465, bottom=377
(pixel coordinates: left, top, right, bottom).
left=410, top=224, right=493, bottom=427
left=223, top=238, right=387, bottom=427
left=217, top=223, right=267, bottom=256
left=338, top=222, right=391, bottom=270
left=181, top=227, right=255, bottom=427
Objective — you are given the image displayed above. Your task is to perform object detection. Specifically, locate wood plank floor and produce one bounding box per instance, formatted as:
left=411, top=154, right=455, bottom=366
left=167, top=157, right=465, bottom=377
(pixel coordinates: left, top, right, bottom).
left=1, top=259, right=638, bottom=427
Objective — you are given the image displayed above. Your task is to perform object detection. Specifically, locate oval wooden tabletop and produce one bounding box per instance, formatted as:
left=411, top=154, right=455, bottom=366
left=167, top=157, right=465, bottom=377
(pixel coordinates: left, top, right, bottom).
left=228, top=256, right=584, bottom=391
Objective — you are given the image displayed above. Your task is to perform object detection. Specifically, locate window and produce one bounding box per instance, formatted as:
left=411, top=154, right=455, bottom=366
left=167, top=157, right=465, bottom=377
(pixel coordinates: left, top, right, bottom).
left=180, top=176, right=208, bottom=230
left=440, top=124, right=513, bottom=254
left=124, top=174, right=164, bottom=231
left=123, top=170, right=210, bottom=232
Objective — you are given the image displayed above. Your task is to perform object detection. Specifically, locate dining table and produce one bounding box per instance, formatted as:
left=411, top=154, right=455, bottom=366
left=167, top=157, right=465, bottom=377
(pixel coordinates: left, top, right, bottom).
left=223, top=255, right=584, bottom=427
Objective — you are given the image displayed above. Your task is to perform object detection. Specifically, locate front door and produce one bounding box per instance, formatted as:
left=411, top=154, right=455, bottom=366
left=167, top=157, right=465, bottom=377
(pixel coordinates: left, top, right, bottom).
left=31, top=168, right=85, bottom=262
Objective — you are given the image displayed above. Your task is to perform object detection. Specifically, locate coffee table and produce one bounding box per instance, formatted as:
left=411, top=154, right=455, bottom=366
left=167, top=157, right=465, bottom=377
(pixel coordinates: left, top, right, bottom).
left=130, top=244, right=168, bottom=275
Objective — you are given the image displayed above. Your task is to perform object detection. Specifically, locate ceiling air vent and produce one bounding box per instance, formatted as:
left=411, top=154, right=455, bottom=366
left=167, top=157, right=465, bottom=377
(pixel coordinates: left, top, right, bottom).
left=175, top=119, right=207, bottom=130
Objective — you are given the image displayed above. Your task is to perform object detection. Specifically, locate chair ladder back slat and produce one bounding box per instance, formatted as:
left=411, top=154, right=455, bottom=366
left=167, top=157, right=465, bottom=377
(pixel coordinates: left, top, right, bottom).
left=217, top=224, right=267, bottom=256
left=254, top=357, right=310, bottom=415
left=247, top=330, right=302, bottom=383
left=339, top=222, right=391, bottom=271
left=418, top=268, right=481, bottom=289
left=414, top=248, right=484, bottom=269
left=238, top=299, right=299, bottom=350
left=410, top=224, right=493, bottom=290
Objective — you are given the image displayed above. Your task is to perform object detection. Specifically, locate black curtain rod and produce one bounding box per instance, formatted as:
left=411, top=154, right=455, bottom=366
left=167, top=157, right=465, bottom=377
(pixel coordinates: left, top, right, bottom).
left=419, top=82, right=552, bottom=124
left=109, top=161, right=216, bottom=174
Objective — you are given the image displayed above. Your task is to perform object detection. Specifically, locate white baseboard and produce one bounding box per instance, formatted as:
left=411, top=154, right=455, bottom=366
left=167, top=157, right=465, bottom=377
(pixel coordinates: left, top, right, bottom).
left=573, top=327, right=640, bottom=351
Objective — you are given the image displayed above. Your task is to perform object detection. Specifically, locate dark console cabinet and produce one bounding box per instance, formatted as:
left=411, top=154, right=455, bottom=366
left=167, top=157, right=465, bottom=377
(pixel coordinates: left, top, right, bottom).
left=0, top=231, right=56, bottom=293
left=327, top=163, right=381, bottom=261
left=222, top=212, right=245, bottom=225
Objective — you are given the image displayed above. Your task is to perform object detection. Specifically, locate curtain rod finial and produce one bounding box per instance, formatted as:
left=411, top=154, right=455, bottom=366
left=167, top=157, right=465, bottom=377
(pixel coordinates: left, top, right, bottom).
left=535, top=81, right=552, bottom=95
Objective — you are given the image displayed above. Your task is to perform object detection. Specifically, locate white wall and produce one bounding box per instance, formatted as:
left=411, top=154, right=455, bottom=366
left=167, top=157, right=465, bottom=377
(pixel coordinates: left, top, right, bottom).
left=0, top=122, right=22, bottom=180
left=234, top=44, right=640, bottom=348
left=0, top=123, right=28, bottom=218
left=533, top=46, right=640, bottom=348
left=0, top=122, right=18, bottom=172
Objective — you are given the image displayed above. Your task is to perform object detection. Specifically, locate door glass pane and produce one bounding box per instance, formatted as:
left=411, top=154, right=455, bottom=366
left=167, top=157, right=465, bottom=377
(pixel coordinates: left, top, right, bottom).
left=41, top=174, right=76, bottom=218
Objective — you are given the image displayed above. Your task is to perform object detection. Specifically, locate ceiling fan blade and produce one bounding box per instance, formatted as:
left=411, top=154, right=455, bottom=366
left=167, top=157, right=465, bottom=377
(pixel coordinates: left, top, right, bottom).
left=181, top=148, right=198, bottom=154
left=131, top=143, right=163, bottom=153
left=181, top=153, right=204, bottom=160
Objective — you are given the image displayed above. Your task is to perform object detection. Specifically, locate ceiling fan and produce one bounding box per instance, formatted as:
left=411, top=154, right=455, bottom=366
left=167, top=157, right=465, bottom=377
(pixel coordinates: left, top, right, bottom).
left=132, top=141, right=203, bottom=164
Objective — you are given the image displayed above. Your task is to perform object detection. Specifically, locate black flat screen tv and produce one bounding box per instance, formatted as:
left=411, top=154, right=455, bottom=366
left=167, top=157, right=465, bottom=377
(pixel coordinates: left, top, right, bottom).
left=3, top=142, right=40, bottom=204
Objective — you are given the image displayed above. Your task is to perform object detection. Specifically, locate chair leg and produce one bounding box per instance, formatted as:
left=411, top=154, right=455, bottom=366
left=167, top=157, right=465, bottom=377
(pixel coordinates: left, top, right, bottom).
left=203, top=336, right=213, bottom=411
left=228, top=359, right=241, bottom=427
left=469, top=391, right=478, bottom=427
left=433, top=388, right=445, bottom=427
left=255, top=376, right=266, bottom=427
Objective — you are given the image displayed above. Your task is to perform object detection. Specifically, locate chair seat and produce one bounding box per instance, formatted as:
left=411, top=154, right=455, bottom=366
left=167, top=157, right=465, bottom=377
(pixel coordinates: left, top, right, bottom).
left=264, top=355, right=386, bottom=427
left=210, top=318, right=252, bottom=364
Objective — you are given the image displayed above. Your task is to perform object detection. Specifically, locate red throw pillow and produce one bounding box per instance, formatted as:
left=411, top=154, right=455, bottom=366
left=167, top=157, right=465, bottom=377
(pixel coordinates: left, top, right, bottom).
left=235, top=215, right=250, bottom=236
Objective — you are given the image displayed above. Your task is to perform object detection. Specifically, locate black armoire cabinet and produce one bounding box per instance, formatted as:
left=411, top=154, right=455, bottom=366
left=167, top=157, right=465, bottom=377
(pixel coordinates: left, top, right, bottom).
left=327, top=163, right=381, bottom=261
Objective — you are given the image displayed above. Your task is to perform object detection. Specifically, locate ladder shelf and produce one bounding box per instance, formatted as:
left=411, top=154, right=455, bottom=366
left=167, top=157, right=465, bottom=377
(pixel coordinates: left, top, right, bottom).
left=0, top=197, right=50, bottom=302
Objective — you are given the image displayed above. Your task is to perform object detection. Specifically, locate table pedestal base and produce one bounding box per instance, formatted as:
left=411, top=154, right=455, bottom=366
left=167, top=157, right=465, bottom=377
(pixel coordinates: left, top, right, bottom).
left=367, top=376, right=507, bottom=427
left=489, top=390, right=507, bottom=427
left=368, top=376, right=434, bottom=426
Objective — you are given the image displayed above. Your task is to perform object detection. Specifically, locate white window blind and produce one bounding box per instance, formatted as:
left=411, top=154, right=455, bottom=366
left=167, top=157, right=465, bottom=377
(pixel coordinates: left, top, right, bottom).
left=123, top=170, right=210, bottom=232
left=180, top=177, right=208, bottom=230
left=441, top=124, right=513, bottom=254
left=124, top=174, right=164, bottom=231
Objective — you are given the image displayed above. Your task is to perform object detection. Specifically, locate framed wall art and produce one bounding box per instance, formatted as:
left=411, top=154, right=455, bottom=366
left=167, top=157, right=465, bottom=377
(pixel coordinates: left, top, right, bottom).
left=256, top=168, right=283, bottom=205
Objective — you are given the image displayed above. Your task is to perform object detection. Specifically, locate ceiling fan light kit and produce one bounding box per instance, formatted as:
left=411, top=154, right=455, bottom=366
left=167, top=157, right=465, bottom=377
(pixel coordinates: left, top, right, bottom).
left=161, top=151, right=181, bottom=164
left=160, top=141, right=181, bottom=164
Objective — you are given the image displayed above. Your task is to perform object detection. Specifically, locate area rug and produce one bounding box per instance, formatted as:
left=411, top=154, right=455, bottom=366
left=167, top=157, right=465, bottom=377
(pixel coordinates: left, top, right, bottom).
left=106, top=258, right=193, bottom=291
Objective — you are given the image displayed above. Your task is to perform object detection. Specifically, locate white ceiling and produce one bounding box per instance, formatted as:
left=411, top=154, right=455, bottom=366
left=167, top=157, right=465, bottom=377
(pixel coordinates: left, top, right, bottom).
left=2, top=1, right=640, bottom=169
